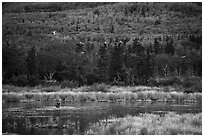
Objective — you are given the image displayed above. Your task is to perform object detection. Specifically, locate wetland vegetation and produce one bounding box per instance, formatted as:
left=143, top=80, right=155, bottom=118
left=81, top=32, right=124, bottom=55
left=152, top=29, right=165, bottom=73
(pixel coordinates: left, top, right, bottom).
left=2, top=84, right=202, bottom=104
left=2, top=84, right=202, bottom=135
left=2, top=2, right=202, bottom=135
left=86, top=112, right=202, bottom=135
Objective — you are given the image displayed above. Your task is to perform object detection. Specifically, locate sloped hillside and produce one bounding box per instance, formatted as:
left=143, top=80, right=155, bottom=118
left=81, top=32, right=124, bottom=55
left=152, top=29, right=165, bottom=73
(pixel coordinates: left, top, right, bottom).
left=2, top=2, right=202, bottom=88
left=3, top=2, right=201, bottom=46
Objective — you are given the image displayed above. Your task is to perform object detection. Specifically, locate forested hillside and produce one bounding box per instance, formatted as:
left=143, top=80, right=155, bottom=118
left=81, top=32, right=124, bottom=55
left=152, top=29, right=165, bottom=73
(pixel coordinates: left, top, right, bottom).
left=2, top=2, right=202, bottom=89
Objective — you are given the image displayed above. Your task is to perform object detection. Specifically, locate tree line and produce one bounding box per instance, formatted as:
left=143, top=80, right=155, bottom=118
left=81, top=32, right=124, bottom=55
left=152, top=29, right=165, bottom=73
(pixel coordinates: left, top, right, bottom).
left=2, top=33, right=202, bottom=86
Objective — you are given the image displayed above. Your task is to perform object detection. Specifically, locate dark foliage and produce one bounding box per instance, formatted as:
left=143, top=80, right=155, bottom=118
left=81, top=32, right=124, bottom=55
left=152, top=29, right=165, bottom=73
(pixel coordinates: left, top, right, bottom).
left=26, top=47, right=39, bottom=86
left=2, top=2, right=202, bottom=87
left=11, top=75, right=28, bottom=86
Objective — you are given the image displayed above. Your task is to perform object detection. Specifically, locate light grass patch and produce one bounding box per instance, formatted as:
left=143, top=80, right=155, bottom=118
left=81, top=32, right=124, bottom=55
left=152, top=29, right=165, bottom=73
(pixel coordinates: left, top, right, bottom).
left=86, top=112, right=202, bottom=135
left=96, top=92, right=109, bottom=102
left=129, top=93, right=138, bottom=101
left=107, top=92, right=117, bottom=102
left=136, top=92, right=145, bottom=101
left=123, top=92, right=131, bottom=101
left=86, top=92, right=97, bottom=101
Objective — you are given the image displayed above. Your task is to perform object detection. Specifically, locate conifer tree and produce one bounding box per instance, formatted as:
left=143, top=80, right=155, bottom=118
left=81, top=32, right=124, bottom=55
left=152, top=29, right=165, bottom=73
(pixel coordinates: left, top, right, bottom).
left=153, top=38, right=160, bottom=54
left=26, top=46, right=39, bottom=86
left=129, top=38, right=146, bottom=84
left=165, top=38, right=175, bottom=55
left=97, top=42, right=109, bottom=83
left=109, top=41, right=125, bottom=84
left=145, top=47, right=154, bottom=83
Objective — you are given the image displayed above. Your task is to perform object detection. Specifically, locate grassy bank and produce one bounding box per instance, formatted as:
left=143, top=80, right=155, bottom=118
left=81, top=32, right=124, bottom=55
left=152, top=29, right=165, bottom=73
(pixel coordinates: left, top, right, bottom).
left=2, top=85, right=202, bottom=104
left=86, top=112, right=202, bottom=135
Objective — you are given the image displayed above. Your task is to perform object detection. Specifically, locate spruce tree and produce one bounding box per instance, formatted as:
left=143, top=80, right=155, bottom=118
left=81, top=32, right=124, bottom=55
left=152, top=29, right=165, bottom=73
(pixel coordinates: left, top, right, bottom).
left=145, top=47, right=154, bottom=83
left=153, top=38, right=160, bottom=55
left=165, top=38, right=175, bottom=55
left=97, top=42, right=108, bottom=83
left=129, top=38, right=146, bottom=85
left=109, top=41, right=125, bottom=84
left=26, top=46, right=39, bottom=86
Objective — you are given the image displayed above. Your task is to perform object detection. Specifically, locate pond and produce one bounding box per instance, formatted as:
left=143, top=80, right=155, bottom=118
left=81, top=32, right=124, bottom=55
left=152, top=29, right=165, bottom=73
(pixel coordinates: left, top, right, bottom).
left=2, top=101, right=202, bottom=135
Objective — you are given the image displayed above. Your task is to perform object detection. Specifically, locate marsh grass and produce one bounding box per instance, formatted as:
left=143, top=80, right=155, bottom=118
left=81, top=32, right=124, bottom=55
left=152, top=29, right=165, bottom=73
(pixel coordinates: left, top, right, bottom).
left=3, top=91, right=201, bottom=103
left=3, top=93, right=25, bottom=102
left=2, top=85, right=30, bottom=93
left=95, top=92, right=108, bottom=102
left=2, top=85, right=202, bottom=103
left=20, top=116, right=72, bottom=129
left=90, top=83, right=111, bottom=92
left=86, top=112, right=202, bottom=135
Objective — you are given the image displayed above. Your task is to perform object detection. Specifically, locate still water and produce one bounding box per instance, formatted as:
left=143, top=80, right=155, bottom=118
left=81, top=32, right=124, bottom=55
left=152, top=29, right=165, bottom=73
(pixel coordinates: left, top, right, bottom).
left=2, top=101, right=201, bottom=135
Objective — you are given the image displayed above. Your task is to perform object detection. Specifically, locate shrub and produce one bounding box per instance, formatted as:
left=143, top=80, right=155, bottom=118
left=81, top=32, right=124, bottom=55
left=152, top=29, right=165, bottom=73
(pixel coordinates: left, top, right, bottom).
left=77, top=86, right=91, bottom=92
left=183, top=89, right=194, bottom=94
left=108, top=93, right=117, bottom=102
left=137, top=92, right=145, bottom=101
left=192, top=81, right=202, bottom=93
left=41, top=80, right=60, bottom=87
left=170, top=76, right=182, bottom=85
left=147, top=78, right=157, bottom=86
left=182, top=76, right=202, bottom=93
left=60, top=80, right=79, bottom=88
left=195, top=93, right=202, bottom=104
left=42, top=86, right=61, bottom=92
left=155, top=76, right=182, bottom=86
left=28, top=75, right=39, bottom=86
left=11, top=75, right=28, bottom=86
left=182, top=78, right=194, bottom=88
left=89, top=83, right=110, bottom=93
left=58, top=93, right=68, bottom=102
left=163, top=86, right=171, bottom=92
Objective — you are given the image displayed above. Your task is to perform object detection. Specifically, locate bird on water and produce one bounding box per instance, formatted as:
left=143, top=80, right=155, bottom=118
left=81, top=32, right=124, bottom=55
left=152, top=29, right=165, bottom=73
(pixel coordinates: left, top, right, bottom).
left=56, top=101, right=61, bottom=108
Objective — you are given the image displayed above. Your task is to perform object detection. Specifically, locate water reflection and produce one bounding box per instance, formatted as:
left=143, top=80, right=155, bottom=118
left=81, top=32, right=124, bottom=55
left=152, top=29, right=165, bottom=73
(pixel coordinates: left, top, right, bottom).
left=2, top=101, right=201, bottom=135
